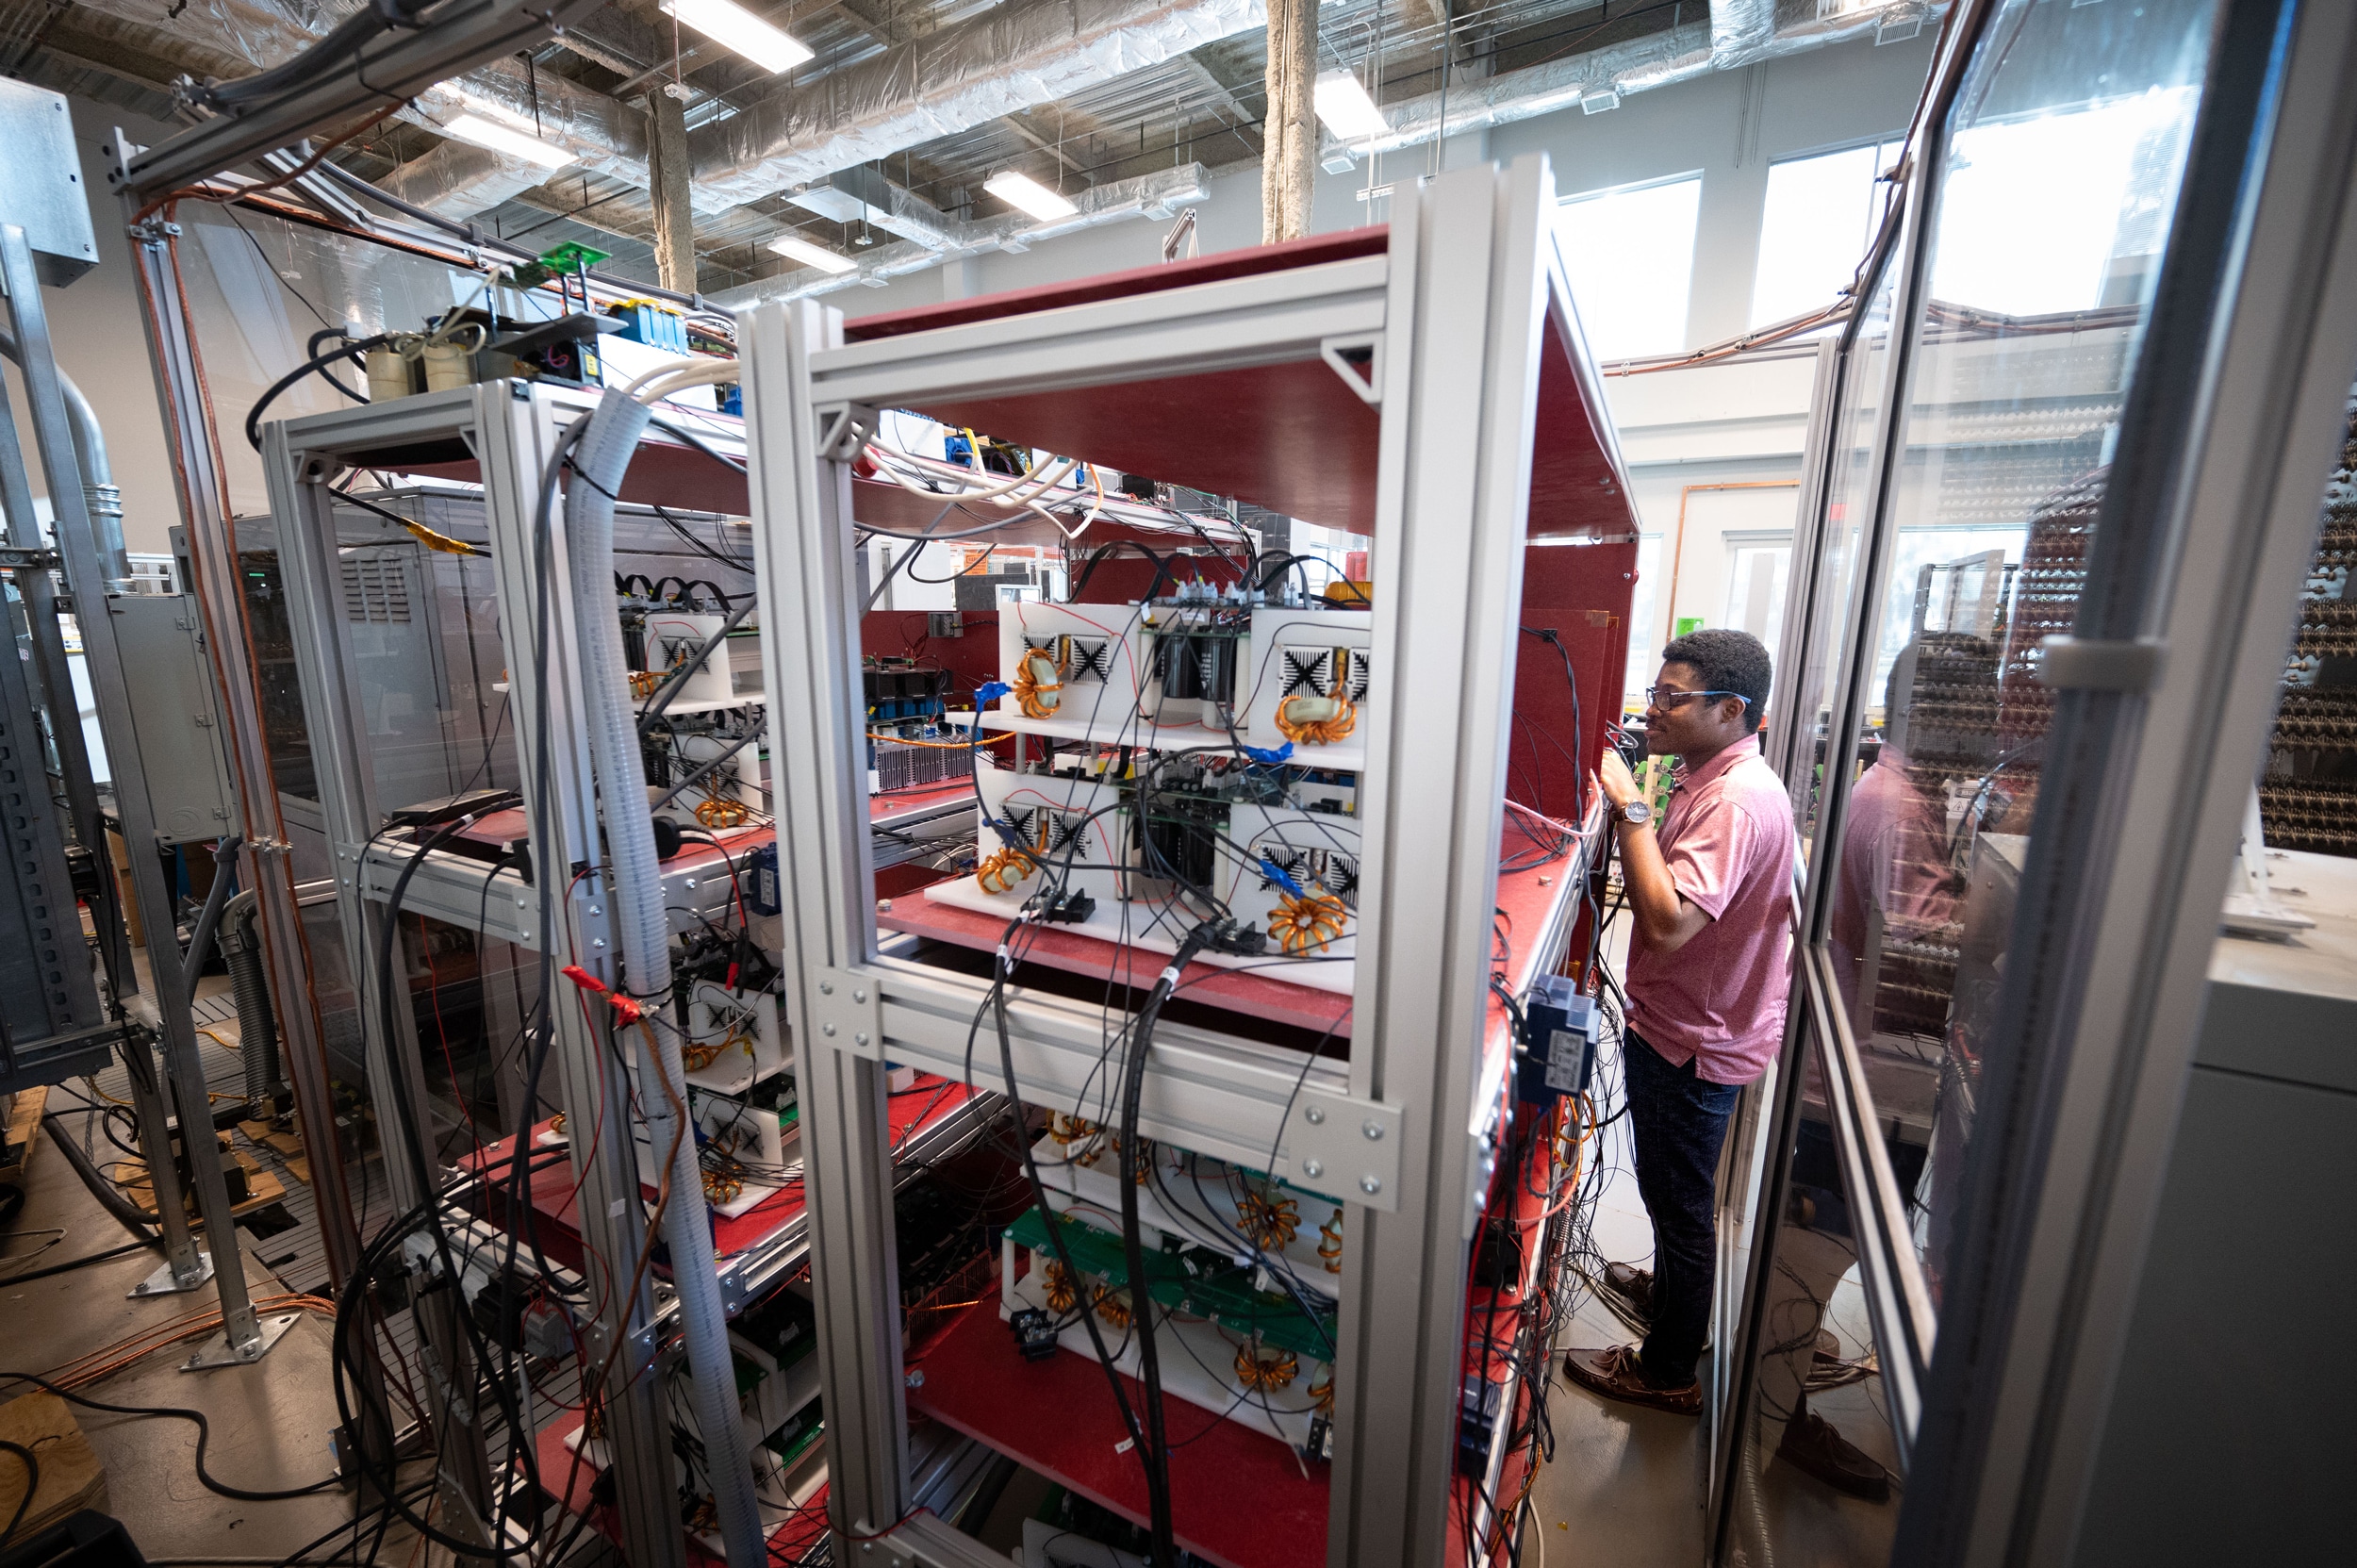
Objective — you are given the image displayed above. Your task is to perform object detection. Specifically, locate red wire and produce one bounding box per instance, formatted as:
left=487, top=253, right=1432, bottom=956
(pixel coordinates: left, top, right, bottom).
left=418, top=914, right=480, bottom=1145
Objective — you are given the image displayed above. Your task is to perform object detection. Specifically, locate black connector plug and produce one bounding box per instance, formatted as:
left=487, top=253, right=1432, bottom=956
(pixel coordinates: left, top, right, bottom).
left=1201, top=919, right=1268, bottom=957
left=1009, top=1307, right=1061, bottom=1362
left=1034, top=887, right=1096, bottom=925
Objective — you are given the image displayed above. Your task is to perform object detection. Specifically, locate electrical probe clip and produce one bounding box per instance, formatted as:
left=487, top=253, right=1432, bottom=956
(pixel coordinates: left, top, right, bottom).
left=561, top=964, right=644, bottom=1026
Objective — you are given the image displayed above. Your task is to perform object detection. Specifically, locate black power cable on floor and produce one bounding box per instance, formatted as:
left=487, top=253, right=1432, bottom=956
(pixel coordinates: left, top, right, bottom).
left=0, top=1373, right=336, bottom=1504
left=0, top=1436, right=36, bottom=1548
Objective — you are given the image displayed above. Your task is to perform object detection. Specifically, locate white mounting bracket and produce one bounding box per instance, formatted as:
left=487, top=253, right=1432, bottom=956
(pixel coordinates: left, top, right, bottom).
left=1321, top=332, right=1384, bottom=404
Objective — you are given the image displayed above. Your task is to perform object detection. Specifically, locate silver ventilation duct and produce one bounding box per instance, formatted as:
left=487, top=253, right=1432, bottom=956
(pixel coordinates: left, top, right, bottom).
left=687, top=0, right=1267, bottom=210
left=1710, top=0, right=1782, bottom=69
left=379, top=139, right=550, bottom=219
left=710, top=163, right=1211, bottom=305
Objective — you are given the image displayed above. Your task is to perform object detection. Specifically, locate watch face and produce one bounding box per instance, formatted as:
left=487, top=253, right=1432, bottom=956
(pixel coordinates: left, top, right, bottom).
left=1621, top=801, right=1651, bottom=825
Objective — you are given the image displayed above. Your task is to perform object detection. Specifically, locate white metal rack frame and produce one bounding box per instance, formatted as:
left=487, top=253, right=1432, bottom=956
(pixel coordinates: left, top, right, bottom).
left=745, top=155, right=1612, bottom=1568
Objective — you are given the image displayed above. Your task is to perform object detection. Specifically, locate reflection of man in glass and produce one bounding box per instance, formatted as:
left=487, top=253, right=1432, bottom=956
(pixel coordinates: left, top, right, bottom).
left=1752, top=638, right=1976, bottom=1503
left=1829, top=637, right=1970, bottom=1032
left=1569, top=631, right=1794, bottom=1413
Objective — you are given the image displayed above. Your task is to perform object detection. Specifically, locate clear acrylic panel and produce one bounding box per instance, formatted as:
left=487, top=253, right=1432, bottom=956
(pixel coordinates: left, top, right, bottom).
left=1823, top=0, right=2220, bottom=1316
left=1792, top=271, right=1896, bottom=851
left=1725, top=1033, right=1906, bottom=1563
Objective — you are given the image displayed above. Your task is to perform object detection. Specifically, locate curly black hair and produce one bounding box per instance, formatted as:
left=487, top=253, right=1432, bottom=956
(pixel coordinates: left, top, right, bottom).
left=1660, top=627, right=1772, bottom=731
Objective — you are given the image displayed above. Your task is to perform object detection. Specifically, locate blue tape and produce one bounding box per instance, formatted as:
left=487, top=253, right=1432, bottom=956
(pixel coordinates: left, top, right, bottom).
left=1260, top=855, right=1305, bottom=897
left=1243, top=742, right=1294, bottom=766
left=975, top=680, right=1012, bottom=704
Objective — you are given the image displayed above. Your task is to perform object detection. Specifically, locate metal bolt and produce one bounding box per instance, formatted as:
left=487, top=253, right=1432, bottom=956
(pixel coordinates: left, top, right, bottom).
left=1362, top=1120, right=1383, bottom=1141
left=822, top=1022, right=837, bottom=1037
left=1360, top=1175, right=1382, bottom=1196
left=1301, top=1159, right=1324, bottom=1180
left=852, top=987, right=867, bottom=1003
left=819, top=981, right=834, bottom=996
left=1304, top=1106, right=1325, bottom=1125
left=684, top=878, right=697, bottom=890
left=587, top=903, right=602, bottom=916
left=905, top=1369, right=925, bottom=1388
left=854, top=1032, right=869, bottom=1047
left=592, top=938, right=606, bottom=949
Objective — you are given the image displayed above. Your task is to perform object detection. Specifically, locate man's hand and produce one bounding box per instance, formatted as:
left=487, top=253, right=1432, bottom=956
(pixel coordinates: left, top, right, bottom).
left=1596, top=751, right=1640, bottom=813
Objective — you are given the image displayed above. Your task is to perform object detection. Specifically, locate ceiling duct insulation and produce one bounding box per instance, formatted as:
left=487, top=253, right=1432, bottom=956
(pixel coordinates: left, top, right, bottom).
left=713, top=162, right=1211, bottom=304
left=1709, top=0, right=1781, bottom=68
left=1344, top=0, right=1941, bottom=158
left=688, top=0, right=1268, bottom=210
left=72, top=0, right=660, bottom=195
left=787, top=166, right=969, bottom=251
left=378, top=139, right=552, bottom=218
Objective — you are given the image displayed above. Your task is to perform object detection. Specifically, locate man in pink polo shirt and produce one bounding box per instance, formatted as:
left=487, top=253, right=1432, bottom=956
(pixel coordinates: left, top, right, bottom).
left=1566, top=628, right=1795, bottom=1413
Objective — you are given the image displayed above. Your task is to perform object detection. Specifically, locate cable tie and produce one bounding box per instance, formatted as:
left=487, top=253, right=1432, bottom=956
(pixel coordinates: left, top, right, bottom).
left=1157, top=966, right=1182, bottom=989
left=559, top=963, right=643, bottom=1026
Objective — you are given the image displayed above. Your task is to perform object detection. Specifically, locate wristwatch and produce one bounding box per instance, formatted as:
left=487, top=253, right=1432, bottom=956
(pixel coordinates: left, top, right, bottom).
left=1613, top=799, right=1653, bottom=827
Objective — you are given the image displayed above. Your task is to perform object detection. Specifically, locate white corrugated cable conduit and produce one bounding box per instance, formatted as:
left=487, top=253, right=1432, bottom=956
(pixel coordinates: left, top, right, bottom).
left=567, top=386, right=766, bottom=1568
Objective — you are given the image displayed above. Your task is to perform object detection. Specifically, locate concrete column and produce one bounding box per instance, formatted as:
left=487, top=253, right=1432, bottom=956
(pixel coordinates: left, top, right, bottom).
left=1261, top=0, right=1317, bottom=242
left=647, top=87, right=698, bottom=294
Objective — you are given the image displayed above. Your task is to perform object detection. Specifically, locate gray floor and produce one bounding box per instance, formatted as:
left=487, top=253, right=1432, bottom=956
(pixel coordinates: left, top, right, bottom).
left=4, top=1096, right=417, bottom=1562
left=4, top=960, right=439, bottom=1564
left=1526, top=997, right=1905, bottom=1568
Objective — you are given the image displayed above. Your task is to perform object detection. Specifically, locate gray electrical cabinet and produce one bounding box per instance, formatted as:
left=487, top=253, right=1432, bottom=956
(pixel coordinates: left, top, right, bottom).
left=107, top=593, right=237, bottom=844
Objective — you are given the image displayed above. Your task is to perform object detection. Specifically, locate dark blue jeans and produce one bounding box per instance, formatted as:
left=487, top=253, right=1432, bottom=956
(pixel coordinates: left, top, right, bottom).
left=1624, top=1027, right=1742, bottom=1389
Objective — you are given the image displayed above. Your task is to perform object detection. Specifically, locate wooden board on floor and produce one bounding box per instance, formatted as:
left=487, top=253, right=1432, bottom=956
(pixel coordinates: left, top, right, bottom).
left=0, top=1391, right=107, bottom=1538
left=111, top=1136, right=285, bottom=1224
left=1, top=1085, right=48, bottom=1178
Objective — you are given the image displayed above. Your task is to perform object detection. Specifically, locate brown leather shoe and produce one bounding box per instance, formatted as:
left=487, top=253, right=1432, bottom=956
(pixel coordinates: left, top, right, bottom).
left=1601, top=1262, right=1654, bottom=1319
left=1561, top=1345, right=1701, bottom=1415
left=1775, top=1410, right=1891, bottom=1502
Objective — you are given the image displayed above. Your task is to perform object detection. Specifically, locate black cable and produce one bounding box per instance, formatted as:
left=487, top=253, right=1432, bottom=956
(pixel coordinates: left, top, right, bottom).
left=0, top=1237, right=152, bottom=1284
left=0, top=1373, right=335, bottom=1502
left=983, top=947, right=1158, bottom=1525
left=1115, top=922, right=1220, bottom=1567
left=37, top=1115, right=160, bottom=1246
left=244, top=334, right=390, bottom=449
left=0, top=1437, right=32, bottom=1547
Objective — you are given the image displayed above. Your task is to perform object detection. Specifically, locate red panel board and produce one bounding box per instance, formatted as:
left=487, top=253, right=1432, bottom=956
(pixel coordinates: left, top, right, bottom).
left=900, top=358, right=1380, bottom=536
left=1510, top=539, right=1638, bottom=824
left=908, top=1297, right=1330, bottom=1568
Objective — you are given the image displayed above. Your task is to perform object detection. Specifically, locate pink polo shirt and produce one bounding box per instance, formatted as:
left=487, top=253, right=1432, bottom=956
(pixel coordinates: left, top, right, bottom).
left=1624, top=733, right=1796, bottom=1085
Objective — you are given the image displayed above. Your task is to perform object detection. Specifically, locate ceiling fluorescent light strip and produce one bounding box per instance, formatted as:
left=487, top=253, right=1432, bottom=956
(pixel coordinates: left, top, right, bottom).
left=770, top=234, right=858, bottom=274
left=661, top=0, right=815, bottom=74
left=441, top=112, right=574, bottom=170
left=984, top=170, right=1078, bottom=222
left=1312, top=70, right=1390, bottom=142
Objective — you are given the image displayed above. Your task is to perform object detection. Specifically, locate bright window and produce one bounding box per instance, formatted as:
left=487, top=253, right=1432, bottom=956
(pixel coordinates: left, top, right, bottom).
left=1751, top=137, right=1905, bottom=327
left=1927, top=88, right=2201, bottom=315
left=1555, top=174, right=1702, bottom=361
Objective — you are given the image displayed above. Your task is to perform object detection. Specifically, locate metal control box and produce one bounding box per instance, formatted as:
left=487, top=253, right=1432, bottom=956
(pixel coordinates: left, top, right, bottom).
left=107, top=594, right=237, bottom=844
left=0, top=78, right=97, bottom=287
